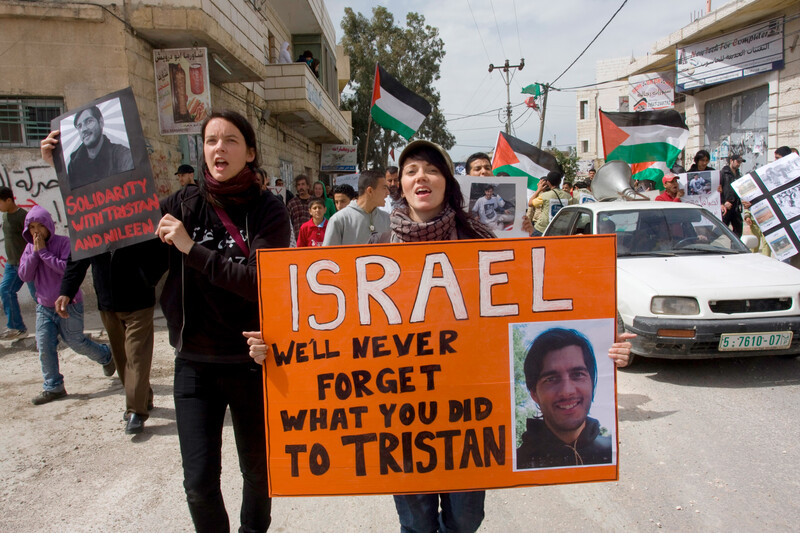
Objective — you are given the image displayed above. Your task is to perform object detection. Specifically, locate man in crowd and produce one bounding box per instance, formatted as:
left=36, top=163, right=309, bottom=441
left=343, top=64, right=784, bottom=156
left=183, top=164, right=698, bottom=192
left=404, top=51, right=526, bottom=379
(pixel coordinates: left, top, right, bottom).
left=466, top=152, right=493, bottom=176
left=516, top=327, right=612, bottom=469
left=323, top=170, right=389, bottom=245
left=379, top=166, right=401, bottom=214
left=286, top=174, right=312, bottom=237
left=720, top=154, right=745, bottom=237
left=67, top=105, right=134, bottom=188
left=0, top=187, right=36, bottom=339
left=332, top=184, right=357, bottom=211
left=655, top=174, right=683, bottom=202
left=529, top=170, right=574, bottom=236
left=175, top=164, right=195, bottom=188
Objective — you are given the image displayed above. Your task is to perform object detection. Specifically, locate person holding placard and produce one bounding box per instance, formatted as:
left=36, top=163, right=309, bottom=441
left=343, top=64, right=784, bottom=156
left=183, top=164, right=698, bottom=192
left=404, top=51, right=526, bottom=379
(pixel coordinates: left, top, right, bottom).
left=157, top=110, right=290, bottom=533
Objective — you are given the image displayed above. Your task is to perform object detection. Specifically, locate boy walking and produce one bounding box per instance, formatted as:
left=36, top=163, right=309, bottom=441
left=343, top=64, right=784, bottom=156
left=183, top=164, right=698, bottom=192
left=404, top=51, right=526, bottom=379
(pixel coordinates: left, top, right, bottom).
left=296, top=197, right=328, bottom=247
left=18, top=206, right=115, bottom=405
left=0, top=186, right=36, bottom=339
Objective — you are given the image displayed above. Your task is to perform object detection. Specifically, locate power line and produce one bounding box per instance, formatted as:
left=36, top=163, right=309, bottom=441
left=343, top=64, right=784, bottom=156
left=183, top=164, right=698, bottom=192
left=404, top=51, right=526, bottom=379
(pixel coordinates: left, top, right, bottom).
left=512, top=0, right=523, bottom=58
left=550, top=0, right=628, bottom=85
left=465, top=0, right=491, bottom=61
left=489, top=0, right=507, bottom=58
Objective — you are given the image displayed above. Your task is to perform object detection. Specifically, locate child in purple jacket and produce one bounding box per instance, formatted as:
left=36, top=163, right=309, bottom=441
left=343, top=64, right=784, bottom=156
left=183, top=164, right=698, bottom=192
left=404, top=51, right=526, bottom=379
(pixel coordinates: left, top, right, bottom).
left=18, top=206, right=115, bottom=405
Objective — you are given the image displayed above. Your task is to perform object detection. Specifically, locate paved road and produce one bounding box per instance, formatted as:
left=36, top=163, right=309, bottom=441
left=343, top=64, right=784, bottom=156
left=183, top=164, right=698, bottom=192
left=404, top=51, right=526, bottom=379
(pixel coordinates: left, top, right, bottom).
left=1, top=320, right=798, bottom=531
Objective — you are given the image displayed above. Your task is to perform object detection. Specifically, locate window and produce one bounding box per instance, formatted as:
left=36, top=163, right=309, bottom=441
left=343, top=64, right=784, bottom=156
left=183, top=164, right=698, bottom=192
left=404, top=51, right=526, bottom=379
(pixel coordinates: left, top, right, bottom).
left=581, top=140, right=589, bottom=153
left=579, top=100, right=588, bottom=120
left=704, top=85, right=768, bottom=175
left=0, top=97, right=64, bottom=147
left=293, top=34, right=339, bottom=103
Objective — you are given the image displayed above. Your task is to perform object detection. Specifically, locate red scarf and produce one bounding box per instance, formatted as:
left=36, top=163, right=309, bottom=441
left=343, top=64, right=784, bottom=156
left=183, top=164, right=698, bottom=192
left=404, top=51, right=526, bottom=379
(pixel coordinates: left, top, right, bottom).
left=203, top=166, right=259, bottom=206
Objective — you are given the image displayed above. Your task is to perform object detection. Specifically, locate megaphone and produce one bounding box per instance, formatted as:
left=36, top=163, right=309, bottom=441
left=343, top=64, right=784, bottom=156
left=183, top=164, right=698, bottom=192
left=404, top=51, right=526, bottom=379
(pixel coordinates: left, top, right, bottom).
left=590, top=160, right=648, bottom=201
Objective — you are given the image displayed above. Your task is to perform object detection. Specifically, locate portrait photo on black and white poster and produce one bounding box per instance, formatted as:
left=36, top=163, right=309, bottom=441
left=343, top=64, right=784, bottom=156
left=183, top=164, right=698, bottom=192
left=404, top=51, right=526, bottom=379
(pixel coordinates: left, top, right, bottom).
left=58, top=97, right=134, bottom=190
left=50, top=87, right=159, bottom=261
left=774, top=182, right=800, bottom=220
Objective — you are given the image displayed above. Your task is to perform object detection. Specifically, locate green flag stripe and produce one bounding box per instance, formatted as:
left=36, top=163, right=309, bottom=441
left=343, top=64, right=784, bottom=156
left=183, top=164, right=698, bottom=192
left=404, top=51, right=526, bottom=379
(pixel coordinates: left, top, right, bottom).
left=492, top=164, right=541, bottom=190
left=606, top=142, right=683, bottom=165
left=632, top=167, right=665, bottom=183
left=371, top=105, right=416, bottom=140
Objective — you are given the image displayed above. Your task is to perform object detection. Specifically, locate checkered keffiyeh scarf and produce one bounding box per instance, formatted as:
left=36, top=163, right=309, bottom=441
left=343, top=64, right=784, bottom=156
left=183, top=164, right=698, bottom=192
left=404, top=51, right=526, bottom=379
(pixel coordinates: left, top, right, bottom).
left=390, top=205, right=495, bottom=242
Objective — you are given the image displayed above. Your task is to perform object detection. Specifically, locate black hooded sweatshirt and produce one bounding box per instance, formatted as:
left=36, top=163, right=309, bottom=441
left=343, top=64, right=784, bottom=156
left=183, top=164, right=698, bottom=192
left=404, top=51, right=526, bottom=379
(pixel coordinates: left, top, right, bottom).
left=516, top=416, right=612, bottom=469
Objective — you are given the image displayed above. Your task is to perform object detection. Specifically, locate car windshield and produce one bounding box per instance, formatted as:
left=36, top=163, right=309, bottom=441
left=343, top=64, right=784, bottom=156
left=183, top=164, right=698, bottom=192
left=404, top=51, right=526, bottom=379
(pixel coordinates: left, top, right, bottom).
left=596, top=208, right=751, bottom=257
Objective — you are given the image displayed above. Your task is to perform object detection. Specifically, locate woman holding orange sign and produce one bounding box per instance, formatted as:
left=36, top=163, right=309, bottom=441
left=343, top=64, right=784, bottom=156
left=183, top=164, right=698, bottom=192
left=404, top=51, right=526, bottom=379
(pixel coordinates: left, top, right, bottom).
left=247, top=139, right=633, bottom=531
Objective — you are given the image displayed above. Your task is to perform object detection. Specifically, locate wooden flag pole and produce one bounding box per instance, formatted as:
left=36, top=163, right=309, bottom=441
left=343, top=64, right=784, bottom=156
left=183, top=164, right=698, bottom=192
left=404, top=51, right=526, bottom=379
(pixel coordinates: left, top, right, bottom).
left=363, top=115, right=372, bottom=171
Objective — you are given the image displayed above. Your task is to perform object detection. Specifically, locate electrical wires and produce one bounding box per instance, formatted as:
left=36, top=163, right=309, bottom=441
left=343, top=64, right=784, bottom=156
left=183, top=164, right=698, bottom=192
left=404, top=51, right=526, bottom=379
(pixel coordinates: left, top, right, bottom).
left=550, top=0, right=628, bottom=85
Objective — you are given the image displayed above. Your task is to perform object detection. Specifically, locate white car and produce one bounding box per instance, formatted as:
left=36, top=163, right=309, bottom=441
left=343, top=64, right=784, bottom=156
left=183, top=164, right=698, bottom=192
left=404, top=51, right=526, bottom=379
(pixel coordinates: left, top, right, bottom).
left=543, top=201, right=800, bottom=361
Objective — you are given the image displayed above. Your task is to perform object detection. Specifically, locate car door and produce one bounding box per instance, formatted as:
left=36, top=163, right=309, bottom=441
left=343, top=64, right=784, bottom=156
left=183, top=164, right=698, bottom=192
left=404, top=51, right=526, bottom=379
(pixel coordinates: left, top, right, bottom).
left=544, top=208, right=579, bottom=236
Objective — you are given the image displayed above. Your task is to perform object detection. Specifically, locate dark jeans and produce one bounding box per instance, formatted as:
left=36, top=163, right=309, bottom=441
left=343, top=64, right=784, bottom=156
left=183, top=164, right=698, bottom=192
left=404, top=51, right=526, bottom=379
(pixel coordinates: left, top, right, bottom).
left=174, top=357, right=271, bottom=533
left=393, top=491, right=485, bottom=533
left=723, top=209, right=743, bottom=238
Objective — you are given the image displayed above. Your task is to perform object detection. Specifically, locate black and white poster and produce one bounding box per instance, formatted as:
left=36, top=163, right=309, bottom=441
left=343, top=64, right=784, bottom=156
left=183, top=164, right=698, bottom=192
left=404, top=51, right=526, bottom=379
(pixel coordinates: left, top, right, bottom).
left=50, top=88, right=161, bottom=260
left=731, top=153, right=800, bottom=259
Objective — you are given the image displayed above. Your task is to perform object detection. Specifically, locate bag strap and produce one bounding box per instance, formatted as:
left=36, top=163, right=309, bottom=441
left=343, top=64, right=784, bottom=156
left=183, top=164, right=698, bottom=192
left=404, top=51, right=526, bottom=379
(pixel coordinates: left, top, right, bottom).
left=211, top=204, right=250, bottom=256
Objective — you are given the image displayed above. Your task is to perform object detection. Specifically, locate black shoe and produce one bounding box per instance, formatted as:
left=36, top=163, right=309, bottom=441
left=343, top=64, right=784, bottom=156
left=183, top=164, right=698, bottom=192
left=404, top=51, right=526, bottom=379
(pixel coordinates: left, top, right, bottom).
left=125, top=413, right=145, bottom=434
left=32, top=389, right=67, bottom=405
left=102, top=358, right=116, bottom=377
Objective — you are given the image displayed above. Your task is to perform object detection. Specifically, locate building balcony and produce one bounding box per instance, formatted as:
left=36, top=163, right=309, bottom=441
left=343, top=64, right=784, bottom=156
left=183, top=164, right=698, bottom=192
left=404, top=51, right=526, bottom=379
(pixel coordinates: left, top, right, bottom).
left=263, top=63, right=351, bottom=144
left=129, top=1, right=268, bottom=84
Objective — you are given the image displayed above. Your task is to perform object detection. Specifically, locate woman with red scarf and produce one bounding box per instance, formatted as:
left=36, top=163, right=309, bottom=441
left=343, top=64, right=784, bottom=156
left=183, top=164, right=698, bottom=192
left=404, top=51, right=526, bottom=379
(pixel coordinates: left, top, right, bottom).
left=157, top=110, right=289, bottom=533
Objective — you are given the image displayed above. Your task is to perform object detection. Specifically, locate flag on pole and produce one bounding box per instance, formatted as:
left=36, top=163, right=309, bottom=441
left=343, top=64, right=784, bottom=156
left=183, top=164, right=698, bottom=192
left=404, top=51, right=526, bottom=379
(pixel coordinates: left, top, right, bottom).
left=599, top=109, right=688, bottom=189
left=491, top=131, right=560, bottom=193
left=370, top=64, right=432, bottom=140
left=521, top=83, right=542, bottom=97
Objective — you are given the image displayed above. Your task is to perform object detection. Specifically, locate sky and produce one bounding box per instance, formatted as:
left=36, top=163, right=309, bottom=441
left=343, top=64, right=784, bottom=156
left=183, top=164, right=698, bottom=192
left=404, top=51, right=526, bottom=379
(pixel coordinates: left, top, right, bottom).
left=323, top=0, right=731, bottom=162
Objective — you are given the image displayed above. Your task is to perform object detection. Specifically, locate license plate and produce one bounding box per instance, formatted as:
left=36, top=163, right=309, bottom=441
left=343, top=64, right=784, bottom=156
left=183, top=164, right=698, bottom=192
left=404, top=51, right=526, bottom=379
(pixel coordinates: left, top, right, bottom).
left=718, top=331, right=793, bottom=351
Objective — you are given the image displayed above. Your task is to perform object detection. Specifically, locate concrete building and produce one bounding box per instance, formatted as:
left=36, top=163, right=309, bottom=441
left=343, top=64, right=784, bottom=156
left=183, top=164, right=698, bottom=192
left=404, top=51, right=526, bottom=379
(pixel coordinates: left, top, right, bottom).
left=576, top=0, right=799, bottom=176
left=0, top=0, right=351, bottom=236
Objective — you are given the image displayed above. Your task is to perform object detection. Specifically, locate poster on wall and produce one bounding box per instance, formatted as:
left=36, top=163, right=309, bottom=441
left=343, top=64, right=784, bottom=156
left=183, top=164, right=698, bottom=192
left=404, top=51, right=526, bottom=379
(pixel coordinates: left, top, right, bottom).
left=676, top=18, right=784, bottom=91
left=731, top=154, right=800, bottom=259
left=256, top=236, right=620, bottom=496
left=628, top=72, right=675, bottom=111
left=154, top=48, right=211, bottom=135
left=50, top=87, right=161, bottom=260
left=321, top=145, right=358, bottom=172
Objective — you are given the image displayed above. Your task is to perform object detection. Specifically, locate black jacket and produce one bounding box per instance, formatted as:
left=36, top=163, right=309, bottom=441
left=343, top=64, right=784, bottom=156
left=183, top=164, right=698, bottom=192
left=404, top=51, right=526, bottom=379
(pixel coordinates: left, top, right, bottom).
left=516, top=417, right=612, bottom=469
left=60, top=238, right=167, bottom=313
left=720, top=165, right=742, bottom=213
left=160, top=184, right=290, bottom=363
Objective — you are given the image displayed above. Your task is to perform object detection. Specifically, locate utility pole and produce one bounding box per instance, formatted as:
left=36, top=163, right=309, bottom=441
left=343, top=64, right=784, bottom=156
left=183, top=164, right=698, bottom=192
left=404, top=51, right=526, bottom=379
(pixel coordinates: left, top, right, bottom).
left=537, top=83, right=550, bottom=149
left=488, top=58, right=524, bottom=135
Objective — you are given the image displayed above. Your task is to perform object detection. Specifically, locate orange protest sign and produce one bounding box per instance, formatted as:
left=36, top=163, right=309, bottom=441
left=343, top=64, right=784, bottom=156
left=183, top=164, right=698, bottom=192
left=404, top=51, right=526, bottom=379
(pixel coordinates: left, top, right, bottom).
left=257, top=235, right=618, bottom=497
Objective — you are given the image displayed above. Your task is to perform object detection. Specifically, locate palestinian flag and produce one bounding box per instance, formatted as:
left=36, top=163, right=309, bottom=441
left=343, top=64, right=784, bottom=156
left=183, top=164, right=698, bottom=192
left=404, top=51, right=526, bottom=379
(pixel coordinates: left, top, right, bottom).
left=491, top=131, right=559, bottom=193
left=599, top=109, right=688, bottom=189
left=371, top=64, right=432, bottom=140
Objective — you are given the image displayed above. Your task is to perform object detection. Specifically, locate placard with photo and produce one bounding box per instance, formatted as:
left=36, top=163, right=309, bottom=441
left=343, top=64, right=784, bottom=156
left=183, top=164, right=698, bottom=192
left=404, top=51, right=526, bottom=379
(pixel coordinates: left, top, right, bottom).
left=731, top=154, right=800, bottom=253
left=679, top=171, right=721, bottom=220
left=730, top=174, right=762, bottom=202
left=765, top=227, right=797, bottom=261
left=456, top=175, right=528, bottom=237
left=50, top=87, right=160, bottom=260
left=750, top=199, right=780, bottom=231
